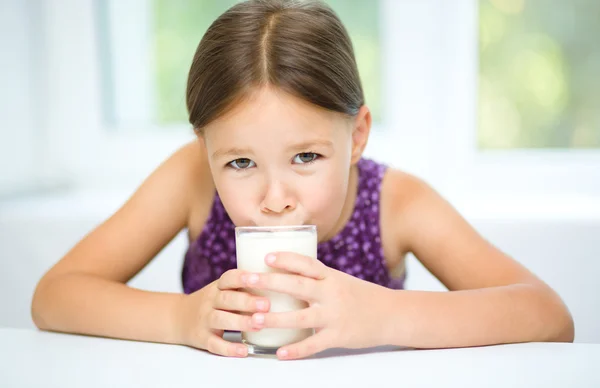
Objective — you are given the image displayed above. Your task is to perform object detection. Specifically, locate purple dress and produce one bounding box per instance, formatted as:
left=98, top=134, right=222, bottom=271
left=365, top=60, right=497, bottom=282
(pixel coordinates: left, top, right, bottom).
left=182, top=158, right=405, bottom=293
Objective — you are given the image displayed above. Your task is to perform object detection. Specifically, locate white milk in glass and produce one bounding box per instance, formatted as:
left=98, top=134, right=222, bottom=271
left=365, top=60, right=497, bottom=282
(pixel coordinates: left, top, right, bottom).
left=235, top=225, right=317, bottom=354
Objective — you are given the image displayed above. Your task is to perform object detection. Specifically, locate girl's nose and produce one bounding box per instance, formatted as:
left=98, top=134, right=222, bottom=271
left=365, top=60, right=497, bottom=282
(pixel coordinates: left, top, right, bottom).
left=260, top=179, right=296, bottom=214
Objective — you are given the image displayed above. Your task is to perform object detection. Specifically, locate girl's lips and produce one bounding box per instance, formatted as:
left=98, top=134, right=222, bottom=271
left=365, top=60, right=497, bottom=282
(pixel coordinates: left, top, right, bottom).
left=253, top=210, right=308, bottom=228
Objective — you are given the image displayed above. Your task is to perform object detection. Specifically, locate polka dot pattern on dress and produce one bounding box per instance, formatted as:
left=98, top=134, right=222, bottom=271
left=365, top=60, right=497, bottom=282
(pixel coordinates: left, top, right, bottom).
left=181, top=158, right=406, bottom=294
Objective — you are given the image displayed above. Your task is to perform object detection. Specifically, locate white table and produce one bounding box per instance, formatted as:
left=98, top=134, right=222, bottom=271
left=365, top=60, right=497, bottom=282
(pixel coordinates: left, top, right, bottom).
left=1, top=328, right=598, bottom=388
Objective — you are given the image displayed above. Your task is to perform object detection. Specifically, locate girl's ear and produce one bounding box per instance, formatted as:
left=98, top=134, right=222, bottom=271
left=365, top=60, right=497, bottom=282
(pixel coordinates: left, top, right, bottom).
left=195, top=129, right=207, bottom=149
left=351, top=105, right=372, bottom=164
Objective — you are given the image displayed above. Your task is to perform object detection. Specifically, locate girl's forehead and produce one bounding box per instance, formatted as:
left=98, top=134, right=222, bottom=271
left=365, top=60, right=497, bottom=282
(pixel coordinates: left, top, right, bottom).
left=205, top=86, right=351, bottom=134
left=202, top=96, right=353, bottom=157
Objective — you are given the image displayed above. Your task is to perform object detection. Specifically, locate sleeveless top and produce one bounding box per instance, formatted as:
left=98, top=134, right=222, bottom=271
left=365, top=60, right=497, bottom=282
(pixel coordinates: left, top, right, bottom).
left=182, top=158, right=406, bottom=294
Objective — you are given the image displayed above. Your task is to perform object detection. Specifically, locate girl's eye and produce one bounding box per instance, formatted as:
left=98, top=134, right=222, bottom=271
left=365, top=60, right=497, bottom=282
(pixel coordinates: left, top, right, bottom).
left=228, top=158, right=255, bottom=170
left=293, top=152, right=319, bottom=164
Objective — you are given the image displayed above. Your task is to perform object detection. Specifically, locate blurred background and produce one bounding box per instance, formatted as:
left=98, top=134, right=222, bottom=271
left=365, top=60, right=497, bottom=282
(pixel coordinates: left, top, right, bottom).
left=1, top=0, right=599, bottom=342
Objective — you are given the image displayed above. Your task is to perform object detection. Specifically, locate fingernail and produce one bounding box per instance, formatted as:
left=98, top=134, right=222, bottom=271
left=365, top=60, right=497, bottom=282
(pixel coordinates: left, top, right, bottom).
left=278, top=349, right=288, bottom=358
left=256, top=300, right=266, bottom=311
left=236, top=346, right=247, bottom=356
left=247, top=274, right=259, bottom=284
left=254, top=314, right=265, bottom=325
left=265, top=254, right=276, bottom=264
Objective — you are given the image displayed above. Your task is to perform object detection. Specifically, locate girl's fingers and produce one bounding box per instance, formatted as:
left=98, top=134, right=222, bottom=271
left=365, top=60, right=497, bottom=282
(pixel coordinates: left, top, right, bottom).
left=244, top=272, right=318, bottom=301
left=217, top=269, right=248, bottom=290
left=266, top=252, right=326, bottom=280
left=213, top=290, right=270, bottom=313
left=276, top=331, right=331, bottom=360
left=205, top=334, right=249, bottom=358
left=251, top=307, right=321, bottom=329
left=209, top=309, right=258, bottom=332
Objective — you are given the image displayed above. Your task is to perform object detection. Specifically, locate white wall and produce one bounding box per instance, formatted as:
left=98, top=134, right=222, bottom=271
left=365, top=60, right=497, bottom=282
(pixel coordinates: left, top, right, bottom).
left=0, top=0, right=41, bottom=194
left=1, top=192, right=598, bottom=344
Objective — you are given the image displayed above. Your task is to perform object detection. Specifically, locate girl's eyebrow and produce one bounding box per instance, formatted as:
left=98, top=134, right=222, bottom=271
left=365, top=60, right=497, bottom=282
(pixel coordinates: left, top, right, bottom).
left=213, top=140, right=334, bottom=159
left=286, top=140, right=334, bottom=152
left=212, top=147, right=253, bottom=159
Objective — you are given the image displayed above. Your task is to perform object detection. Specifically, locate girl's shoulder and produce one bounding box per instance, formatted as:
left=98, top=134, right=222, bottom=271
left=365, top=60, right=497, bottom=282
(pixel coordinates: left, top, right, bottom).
left=175, top=140, right=216, bottom=241
left=380, top=165, right=442, bottom=254
left=138, top=139, right=216, bottom=242
left=39, top=140, right=215, bottom=285
left=131, top=139, right=215, bottom=240
left=381, top=167, right=433, bottom=210
left=164, top=139, right=214, bottom=202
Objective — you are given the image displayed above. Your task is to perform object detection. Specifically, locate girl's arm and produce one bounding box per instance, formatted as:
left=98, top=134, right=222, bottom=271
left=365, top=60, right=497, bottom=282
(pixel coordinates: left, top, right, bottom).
left=382, top=171, right=574, bottom=348
left=233, top=170, right=574, bottom=359
left=31, top=141, right=213, bottom=345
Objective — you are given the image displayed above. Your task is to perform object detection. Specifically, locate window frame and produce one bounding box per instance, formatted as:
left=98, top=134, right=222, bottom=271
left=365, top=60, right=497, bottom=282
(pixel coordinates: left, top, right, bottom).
left=39, top=0, right=600, bottom=198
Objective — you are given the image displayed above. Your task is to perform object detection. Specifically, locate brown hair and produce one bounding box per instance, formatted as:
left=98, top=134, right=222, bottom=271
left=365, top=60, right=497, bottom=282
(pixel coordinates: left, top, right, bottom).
left=186, top=0, right=364, bottom=131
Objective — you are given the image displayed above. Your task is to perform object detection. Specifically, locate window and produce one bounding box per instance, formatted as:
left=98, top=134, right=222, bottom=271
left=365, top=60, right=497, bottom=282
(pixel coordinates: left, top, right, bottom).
left=34, top=0, right=600, bottom=198
left=99, top=0, right=382, bottom=130
left=479, top=0, right=600, bottom=149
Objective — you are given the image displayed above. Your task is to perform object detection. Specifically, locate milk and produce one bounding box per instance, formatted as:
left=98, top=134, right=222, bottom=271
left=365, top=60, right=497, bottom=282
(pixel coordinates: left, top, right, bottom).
left=235, top=226, right=317, bottom=352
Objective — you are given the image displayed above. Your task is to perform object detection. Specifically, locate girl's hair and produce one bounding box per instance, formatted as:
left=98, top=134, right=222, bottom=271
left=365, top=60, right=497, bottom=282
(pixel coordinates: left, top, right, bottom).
left=186, top=0, right=364, bottom=131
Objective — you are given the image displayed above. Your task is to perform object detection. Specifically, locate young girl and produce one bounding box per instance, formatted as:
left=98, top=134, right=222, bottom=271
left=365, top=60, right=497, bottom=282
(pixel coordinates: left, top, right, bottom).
left=31, top=0, right=573, bottom=360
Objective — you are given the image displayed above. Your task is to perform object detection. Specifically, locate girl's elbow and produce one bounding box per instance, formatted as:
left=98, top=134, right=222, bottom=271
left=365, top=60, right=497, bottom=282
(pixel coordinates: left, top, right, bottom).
left=544, top=290, right=575, bottom=343
left=531, top=283, right=574, bottom=343
left=30, top=279, right=52, bottom=330
left=554, top=310, right=575, bottom=343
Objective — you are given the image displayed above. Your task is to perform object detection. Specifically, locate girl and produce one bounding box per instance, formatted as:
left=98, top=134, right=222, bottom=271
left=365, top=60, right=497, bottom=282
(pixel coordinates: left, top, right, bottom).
left=31, top=0, right=573, bottom=360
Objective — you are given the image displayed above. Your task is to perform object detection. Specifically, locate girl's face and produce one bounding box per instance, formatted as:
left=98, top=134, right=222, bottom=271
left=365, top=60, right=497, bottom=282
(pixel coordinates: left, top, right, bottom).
left=201, top=86, right=370, bottom=241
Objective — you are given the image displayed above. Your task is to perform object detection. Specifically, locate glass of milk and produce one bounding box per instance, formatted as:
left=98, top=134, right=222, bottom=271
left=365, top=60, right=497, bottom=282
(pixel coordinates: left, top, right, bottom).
left=235, top=225, right=317, bottom=355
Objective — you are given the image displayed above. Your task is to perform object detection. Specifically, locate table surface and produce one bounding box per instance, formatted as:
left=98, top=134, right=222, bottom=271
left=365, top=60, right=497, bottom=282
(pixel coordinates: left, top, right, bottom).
left=1, top=328, right=598, bottom=388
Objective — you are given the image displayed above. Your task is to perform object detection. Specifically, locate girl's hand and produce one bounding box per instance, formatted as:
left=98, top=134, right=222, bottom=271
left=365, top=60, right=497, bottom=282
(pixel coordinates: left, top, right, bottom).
left=245, top=253, right=394, bottom=360
left=175, top=269, right=270, bottom=357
